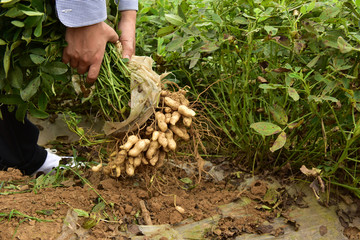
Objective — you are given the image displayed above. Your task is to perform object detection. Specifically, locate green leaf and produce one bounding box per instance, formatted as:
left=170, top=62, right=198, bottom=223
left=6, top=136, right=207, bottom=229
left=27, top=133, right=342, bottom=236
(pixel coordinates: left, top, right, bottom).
left=8, top=65, right=23, bottom=89
left=5, top=7, right=24, bottom=18
left=28, top=103, right=49, bottom=119
left=269, top=104, right=288, bottom=125
left=29, top=48, right=46, bottom=56
left=1, top=0, right=19, bottom=4
left=307, top=55, right=320, bottom=68
left=83, top=218, right=98, bottom=229
left=21, top=28, right=32, bottom=44
left=41, top=73, right=55, bottom=94
left=189, top=52, right=200, bottom=69
left=38, top=92, right=48, bottom=111
left=24, top=16, right=42, bottom=28
left=0, top=94, right=24, bottom=105
left=288, top=87, right=300, bottom=101
left=211, top=13, right=222, bottom=24
left=165, top=13, right=185, bottom=26
left=250, top=122, right=282, bottom=136
left=259, top=84, right=282, bottom=90
left=91, top=201, right=106, bottom=213
left=337, top=37, right=353, bottom=53
left=319, top=6, right=340, bottom=21
left=308, top=95, right=322, bottom=103
left=73, top=209, right=89, bottom=218
left=166, top=37, right=188, bottom=52
left=264, top=25, right=278, bottom=35
left=300, top=0, right=316, bottom=14
left=3, top=45, right=11, bottom=78
left=270, top=131, right=287, bottom=152
left=180, top=177, right=193, bottom=184
left=177, top=4, right=186, bottom=22
left=10, top=41, right=21, bottom=52
left=322, top=96, right=339, bottom=102
left=21, top=10, right=44, bottom=16
left=36, top=209, right=54, bottom=216
left=0, top=39, right=6, bottom=45
left=157, top=25, right=176, bottom=37
left=20, top=76, right=41, bottom=101
left=34, top=20, right=42, bottom=37
left=30, top=54, right=45, bottom=65
left=11, top=20, right=25, bottom=27
left=15, top=103, right=28, bottom=122
left=41, top=62, right=68, bottom=75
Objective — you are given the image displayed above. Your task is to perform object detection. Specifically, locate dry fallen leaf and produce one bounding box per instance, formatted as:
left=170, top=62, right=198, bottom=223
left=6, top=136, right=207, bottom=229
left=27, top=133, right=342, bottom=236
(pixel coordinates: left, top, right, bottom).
left=300, top=165, right=321, bottom=177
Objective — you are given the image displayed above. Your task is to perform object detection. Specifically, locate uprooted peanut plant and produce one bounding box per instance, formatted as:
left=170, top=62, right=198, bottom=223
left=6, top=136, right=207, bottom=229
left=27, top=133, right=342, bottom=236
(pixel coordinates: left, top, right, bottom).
left=92, top=89, right=197, bottom=177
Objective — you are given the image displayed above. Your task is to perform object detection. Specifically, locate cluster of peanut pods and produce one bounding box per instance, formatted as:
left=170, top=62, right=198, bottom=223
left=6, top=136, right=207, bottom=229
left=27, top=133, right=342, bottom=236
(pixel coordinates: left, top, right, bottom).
left=92, top=89, right=196, bottom=177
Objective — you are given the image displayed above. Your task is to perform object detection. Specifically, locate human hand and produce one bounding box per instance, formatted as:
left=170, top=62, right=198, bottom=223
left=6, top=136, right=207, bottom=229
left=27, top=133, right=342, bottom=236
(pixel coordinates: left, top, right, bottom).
left=62, top=22, right=119, bottom=84
left=118, top=10, right=137, bottom=59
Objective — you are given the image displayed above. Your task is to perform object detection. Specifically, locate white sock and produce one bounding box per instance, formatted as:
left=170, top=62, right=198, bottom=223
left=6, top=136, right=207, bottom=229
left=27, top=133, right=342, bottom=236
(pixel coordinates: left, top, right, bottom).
left=33, top=149, right=62, bottom=175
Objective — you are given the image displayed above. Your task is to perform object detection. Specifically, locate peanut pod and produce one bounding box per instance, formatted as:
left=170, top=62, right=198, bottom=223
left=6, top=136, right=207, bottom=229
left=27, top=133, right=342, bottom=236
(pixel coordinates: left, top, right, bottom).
left=178, top=105, right=196, bottom=117
left=183, top=117, right=192, bottom=127
left=165, top=113, right=172, bottom=124
left=170, top=111, right=181, bottom=125
left=158, top=132, right=168, bottom=148
left=152, top=131, right=160, bottom=141
left=126, top=162, right=135, bottom=176
left=164, top=97, right=180, bottom=111
left=155, top=112, right=168, bottom=132
left=128, top=139, right=148, bottom=157
left=120, top=135, right=139, bottom=151
left=170, top=125, right=190, bottom=141
left=91, top=163, right=102, bottom=172
left=165, top=130, right=176, bottom=151
left=157, top=151, right=166, bottom=168
left=146, top=140, right=160, bottom=159
left=115, top=149, right=127, bottom=165
left=149, top=150, right=160, bottom=166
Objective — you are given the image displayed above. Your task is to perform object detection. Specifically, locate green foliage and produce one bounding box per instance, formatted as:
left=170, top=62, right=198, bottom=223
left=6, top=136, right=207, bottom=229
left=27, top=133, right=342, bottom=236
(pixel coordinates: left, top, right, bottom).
left=135, top=0, right=360, bottom=195
left=0, top=0, right=68, bottom=121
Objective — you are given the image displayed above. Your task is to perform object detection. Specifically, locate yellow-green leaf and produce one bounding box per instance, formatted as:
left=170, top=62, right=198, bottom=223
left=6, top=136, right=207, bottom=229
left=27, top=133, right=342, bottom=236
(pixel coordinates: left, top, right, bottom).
left=269, top=104, right=288, bottom=125
left=11, top=20, right=24, bottom=27
left=270, top=131, right=287, bottom=152
left=288, top=87, right=299, bottom=101
left=3, top=45, right=11, bottom=78
left=250, top=122, right=282, bottom=136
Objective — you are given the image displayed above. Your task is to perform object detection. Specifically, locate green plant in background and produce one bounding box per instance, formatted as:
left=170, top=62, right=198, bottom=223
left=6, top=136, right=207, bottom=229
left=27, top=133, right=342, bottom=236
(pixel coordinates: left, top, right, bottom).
left=0, top=0, right=68, bottom=121
left=134, top=0, right=360, bottom=196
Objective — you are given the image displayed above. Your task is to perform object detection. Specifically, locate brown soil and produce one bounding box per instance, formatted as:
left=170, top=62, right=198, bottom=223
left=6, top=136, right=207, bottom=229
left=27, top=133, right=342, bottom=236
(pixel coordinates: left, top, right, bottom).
left=0, top=160, right=357, bottom=240
left=0, top=163, right=251, bottom=240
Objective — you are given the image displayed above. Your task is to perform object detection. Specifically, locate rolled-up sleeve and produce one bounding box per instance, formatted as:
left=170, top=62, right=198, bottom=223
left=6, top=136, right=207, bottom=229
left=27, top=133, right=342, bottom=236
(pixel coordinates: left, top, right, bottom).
left=56, top=0, right=138, bottom=27
left=117, top=0, right=138, bottom=11
left=56, top=0, right=107, bottom=27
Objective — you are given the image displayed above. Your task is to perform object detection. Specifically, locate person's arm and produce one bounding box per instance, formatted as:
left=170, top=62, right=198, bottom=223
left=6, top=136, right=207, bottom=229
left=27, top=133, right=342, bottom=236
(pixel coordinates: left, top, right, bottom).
left=118, top=10, right=137, bottom=59
left=55, top=0, right=138, bottom=83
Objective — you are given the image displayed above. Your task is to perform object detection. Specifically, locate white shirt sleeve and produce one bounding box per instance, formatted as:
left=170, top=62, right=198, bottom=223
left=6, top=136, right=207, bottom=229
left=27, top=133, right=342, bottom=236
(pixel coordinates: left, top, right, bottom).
left=56, top=0, right=138, bottom=28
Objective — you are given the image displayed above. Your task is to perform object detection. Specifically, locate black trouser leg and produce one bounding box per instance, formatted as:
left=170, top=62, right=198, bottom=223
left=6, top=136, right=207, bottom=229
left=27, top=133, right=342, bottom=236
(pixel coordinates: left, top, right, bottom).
left=0, top=105, right=46, bottom=175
